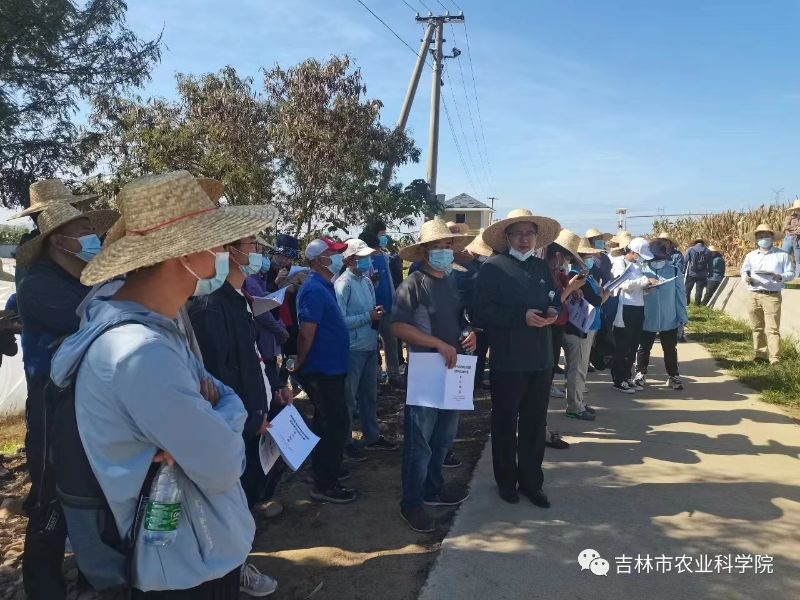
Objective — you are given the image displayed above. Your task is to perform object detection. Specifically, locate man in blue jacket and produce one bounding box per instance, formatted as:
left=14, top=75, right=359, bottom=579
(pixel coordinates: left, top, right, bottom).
left=51, top=171, right=276, bottom=597
left=702, top=245, right=726, bottom=305
left=684, top=238, right=713, bottom=306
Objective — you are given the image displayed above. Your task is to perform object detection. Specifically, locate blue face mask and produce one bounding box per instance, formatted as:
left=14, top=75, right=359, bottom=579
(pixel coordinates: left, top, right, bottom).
left=428, top=248, right=454, bottom=272
left=326, top=253, right=344, bottom=274
left=593, top=240, right=605, bottom=250
left=261, top=256, right=271, bottom=273
left=583, top=257, right=595, bottom=270
left=757, top=238, right=773, bottom=250
left=379, top=235, right=389, bottom=249
left=241, top=252, right=263, bottom=276
left=63, top=234, right=102, bottom=262
left=186, top=251, right=230, bottom=296
left=650, top=260, right=666, bottom=270
left=356, top=257, right=372, bottom=273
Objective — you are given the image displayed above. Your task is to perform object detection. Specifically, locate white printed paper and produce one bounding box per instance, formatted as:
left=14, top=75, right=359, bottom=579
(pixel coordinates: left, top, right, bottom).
left=259, top=404, right=319, bottom=473
left=603, top=263, right=633, bottom=294
left=251, top=287, right=288, bottom=316
left=567, top=297, right=597, bottom=334
left=287, top=266, right=310, bottom=279
left=406, top=352, right=476, bottom=411
left=645, top=276, right=678, bottom=289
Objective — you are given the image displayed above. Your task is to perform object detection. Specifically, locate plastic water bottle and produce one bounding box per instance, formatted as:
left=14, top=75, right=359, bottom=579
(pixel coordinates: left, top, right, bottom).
left=143, top=463, right=182, bottom=546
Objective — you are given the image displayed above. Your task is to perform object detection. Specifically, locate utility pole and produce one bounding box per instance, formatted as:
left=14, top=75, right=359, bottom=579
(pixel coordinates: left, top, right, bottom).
left=487, top=196, right=497, bottom=210
left=379, top=11, right=464, bottom=197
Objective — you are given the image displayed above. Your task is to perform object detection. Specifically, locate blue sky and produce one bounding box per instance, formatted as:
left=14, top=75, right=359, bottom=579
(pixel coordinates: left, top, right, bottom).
left=24, top=0, right=795, bottom=236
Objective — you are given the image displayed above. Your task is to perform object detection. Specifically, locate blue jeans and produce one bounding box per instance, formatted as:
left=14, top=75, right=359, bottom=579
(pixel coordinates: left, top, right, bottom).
left=345, top=349, right=380, bottom=445
left=783, top=235, right=800, bottom=276
left=401, top=405, right=459, bottom=509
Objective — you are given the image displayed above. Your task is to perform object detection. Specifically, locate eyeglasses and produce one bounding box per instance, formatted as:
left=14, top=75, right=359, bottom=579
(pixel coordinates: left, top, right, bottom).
left=506, top=231, right=538, bottom=240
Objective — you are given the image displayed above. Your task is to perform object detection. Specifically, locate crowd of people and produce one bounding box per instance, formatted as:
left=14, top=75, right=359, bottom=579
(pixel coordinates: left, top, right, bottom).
left=1, top=171, right=797, bottom=598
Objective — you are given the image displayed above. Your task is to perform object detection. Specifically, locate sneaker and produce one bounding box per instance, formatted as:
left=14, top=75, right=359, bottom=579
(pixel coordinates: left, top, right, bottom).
left=633, top=372, right=647, bottom=388
left=545, top=430, right=570, bottom=449
left=240, top=563, right=278, bottom=597
left=400, top=506, right=435, bottom=533
left=613, top=381, right=636, bottom=394
left=626, top=378, right=644, bottom=391
left=344, top=445, right=367, bottom=462
left=424, top=486, right=470, bottom=507
left=549, top=385, right=565, bottom=398
left=365, top=435, right=398, bottom=451
left=309, top=484, right=357, bottom=504
left=667, top=375, right=684, bottom=391
left=443, top=451, right=462, bottom=468
left=565, top=410, right=596, bottom=421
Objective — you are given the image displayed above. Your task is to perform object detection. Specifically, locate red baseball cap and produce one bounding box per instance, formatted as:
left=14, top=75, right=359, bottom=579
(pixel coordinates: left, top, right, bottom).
left=305, top=237, right=347, bottom=260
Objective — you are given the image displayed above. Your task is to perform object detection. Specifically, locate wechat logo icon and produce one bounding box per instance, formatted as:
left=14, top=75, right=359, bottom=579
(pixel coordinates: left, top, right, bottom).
left=578, top=549, right=610, bottom=576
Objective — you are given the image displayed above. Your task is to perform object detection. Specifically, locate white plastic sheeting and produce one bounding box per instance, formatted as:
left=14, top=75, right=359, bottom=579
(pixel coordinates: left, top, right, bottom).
left=0, top=266, right=26, bottom=417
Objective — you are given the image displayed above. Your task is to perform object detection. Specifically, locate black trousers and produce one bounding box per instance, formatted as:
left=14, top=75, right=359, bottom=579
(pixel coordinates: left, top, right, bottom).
left=685, top=275, right=707, bottom=306
left=132, top=567, right=241, bottom=599
left=298, top=373, right=349, bottom=489
left=23, top=375, right=67, bottom=600
left=636, top=328, right=680, bottom=377
left=489, top=369, right=551, bottom=494
left=703, top=279, right=721, bottom=305
left=474, top=330, right=489, bottom=385
left=551, top=325, right=564, bottom=373
left=612, top=305, right=645, bottom=386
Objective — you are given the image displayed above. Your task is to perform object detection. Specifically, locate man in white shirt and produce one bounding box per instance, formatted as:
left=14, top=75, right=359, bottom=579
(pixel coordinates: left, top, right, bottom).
left=609, top=237, right=658, bottom=394
left=740, top=223, right=795, bottom=364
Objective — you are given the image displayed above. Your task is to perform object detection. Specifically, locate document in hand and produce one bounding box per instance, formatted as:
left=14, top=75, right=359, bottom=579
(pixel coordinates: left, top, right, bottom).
left=603, top=263, right=633, bottom=294
left=251, top=287, right=288, bottom=316
left=406, top=352, right=477, bottom=411
left=259, top=404, right=320, bottom=473
left=287, top=265, right=310, bottom=279
left=566, top=296, right=597, bottom=334
left=645, top=276, right=677, bottom=289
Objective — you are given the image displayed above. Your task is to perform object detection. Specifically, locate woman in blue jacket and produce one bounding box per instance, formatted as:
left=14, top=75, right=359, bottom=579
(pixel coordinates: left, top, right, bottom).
left=634, top=239, right=689, bottom=391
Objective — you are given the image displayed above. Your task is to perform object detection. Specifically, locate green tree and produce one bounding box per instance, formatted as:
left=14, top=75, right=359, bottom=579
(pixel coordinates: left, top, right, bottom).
left=85, top=67, right=274, bottom=205
left=0, top=0, right=161, bottom=208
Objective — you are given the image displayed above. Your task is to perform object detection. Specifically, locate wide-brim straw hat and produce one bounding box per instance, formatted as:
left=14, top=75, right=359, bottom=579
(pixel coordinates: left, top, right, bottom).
left=81, top=170, right=279, bottom=286
left=15, top=203, right=120, bottom=267
left=104, top=176, right=227, bottom=247
left=656, top=231, right=674, bottom=243
left=398, top=219, right=473, bottom=262
left=445, top=221, right=471, bottom=235
left=0, top=261, right=14, bottom=283
left=585, top=228, right=613, bottom=242
left=10, top=179, right=99, bottom=220
left=747, top=223, right=776, bottom=242
left=609, top=231, right=634, bottom=256
left=482, top=208, right=560, bottom=253
left=708, top=245, right=719, bottom=252
left=464, top=229, right=494, bottom=257
left=785, top=199, right=800, bottom=213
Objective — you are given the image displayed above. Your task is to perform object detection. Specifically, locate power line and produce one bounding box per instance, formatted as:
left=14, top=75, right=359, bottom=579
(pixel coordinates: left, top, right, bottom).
left=449, top=24, right=491, bottom=189
left=354, top=0, right=428, bottom=61
left=444, top=64, right=486, bottom=197
left=442, top=95, right=479, bottom=196
left=449, top=0, right=462, bottom=10
left=461, top=20, right=493, bottom=181
left=417, top=0, right=433, bottom=14
left=400, top=0, right=417, bottom=12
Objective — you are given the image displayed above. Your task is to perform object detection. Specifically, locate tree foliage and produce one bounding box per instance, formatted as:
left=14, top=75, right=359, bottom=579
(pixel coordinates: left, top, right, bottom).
left=0, top=0, right=161, bottom=208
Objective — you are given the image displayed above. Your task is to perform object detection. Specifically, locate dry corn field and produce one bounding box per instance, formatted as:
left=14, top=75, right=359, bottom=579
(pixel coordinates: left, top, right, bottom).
left=651, top=203, right=792, bottom=273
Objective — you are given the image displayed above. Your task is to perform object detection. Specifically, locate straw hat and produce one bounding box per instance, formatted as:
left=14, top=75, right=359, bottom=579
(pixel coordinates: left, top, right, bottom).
left=785, top=199, right=800, bottom=213
left=464, top=228, right=494, bottom=257
left=656, top=231, right=674, bottom=243
left=708, top=245, right=719, bottom=252
left=553, top=229, right=582, bottom=261
left=0, top=261, right=14, bottom=283
left=398, top=219, right=473, bottom=262
left=445, top=221, right=470, bottom=235
left=104, top=176, right=227, bottom=247
left=609, top=231, right=634, bottom=257
left=15, top=204, right=119, bottom=267
left=10, top=179, right=99, bottom=220
left=81, top=171, right=279, bottom=286
left=585, top=228, right=613, bottom=242
left=747, top=223, right=776, bottom=242
left=482, top=208, right=560, bottom=253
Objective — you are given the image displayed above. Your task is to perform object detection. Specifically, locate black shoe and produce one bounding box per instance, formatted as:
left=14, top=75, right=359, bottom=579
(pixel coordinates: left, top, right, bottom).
left=309, top=484, right=356, bottom=504
left=344, top=445, right=367, bottom=462
left=365, top=435, right=397, bottom=451
left=424, top=486, right=470, bottom=507
left=553, top=365, right=565, bottom=375
left=523, top=489, right=551, bottom=508
left=498, top=488, right=519, bottom=504
left=545, top=431, right=570, bottom=450
left=400, top=506, right=435, bottom=533
left=443, top=451, right=462, bottom=468
left=584, top=405, right=596, bottom=414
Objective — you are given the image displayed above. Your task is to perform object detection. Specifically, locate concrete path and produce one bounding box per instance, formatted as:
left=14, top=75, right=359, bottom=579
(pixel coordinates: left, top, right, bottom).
left=420, top=341, right=800, bottom=600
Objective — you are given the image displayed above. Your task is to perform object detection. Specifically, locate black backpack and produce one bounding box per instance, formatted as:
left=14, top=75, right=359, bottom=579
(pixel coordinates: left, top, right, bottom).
left=46, top=321, right=157, bottom=594
left=692, top=248, right=711, bottom=276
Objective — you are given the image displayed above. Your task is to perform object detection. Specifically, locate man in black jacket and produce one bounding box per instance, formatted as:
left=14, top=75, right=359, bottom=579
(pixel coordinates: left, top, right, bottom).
left=475, top=209, right=562, bottom=508
left=189, top=234, right=281, bottom=597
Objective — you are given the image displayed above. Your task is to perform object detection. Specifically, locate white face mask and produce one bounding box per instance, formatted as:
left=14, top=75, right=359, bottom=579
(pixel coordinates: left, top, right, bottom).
left=509, top=248, right=535, bottom=262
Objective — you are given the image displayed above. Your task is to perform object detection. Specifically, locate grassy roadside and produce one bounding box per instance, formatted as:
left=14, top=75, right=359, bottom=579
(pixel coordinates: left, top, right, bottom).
left=0, top=415, right=25, bottom=456
left=686, top=305, right=800, bottom=409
